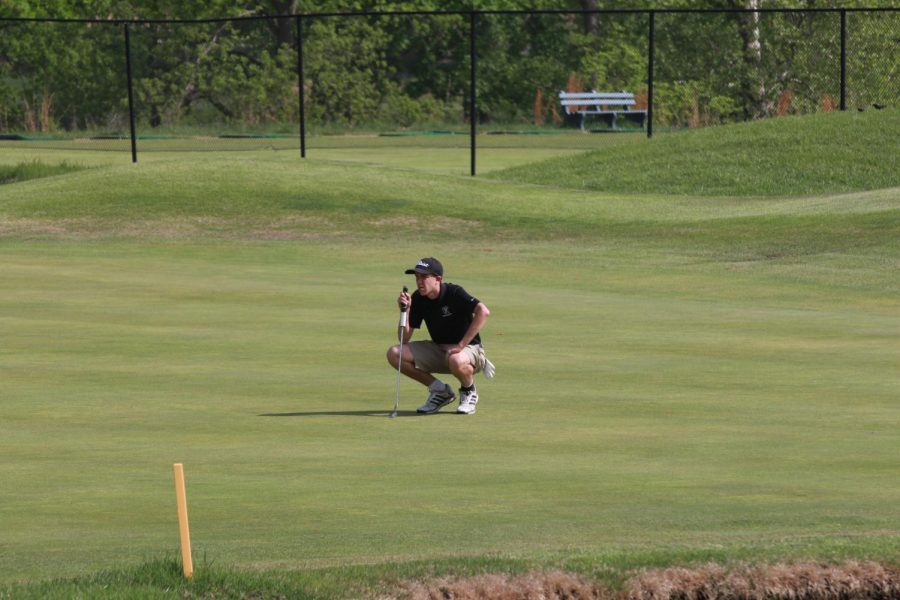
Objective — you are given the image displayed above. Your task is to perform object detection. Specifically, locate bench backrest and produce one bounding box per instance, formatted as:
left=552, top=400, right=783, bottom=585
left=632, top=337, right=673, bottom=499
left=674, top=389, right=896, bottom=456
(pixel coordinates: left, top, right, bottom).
left=559, top=91, right=636, bottom=111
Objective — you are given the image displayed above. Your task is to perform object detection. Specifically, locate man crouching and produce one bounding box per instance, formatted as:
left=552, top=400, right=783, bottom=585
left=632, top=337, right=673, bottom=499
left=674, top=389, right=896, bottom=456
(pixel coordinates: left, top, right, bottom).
left=386, top=257, right=492, bottom=415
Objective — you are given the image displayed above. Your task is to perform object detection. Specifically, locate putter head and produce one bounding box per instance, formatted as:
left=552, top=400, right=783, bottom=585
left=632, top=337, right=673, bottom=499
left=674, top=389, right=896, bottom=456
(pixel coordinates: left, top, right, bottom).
left=389, top=410, right=397, bottom=419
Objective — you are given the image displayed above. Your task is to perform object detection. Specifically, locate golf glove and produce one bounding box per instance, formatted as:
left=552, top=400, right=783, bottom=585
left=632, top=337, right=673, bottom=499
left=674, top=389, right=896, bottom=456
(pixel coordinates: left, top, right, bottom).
left=483, top=357, right=496, bottom=379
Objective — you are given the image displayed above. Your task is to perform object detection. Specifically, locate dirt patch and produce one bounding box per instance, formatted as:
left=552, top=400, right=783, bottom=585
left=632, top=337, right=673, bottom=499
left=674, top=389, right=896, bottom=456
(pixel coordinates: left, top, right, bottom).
left=626, top=560, right=899, bottom=600
left=0, top=218, right=69, bottom=235
left=398, top=570, right=602, bottom=600
left=0, top=214, right=480, bottom=241
left=391, top=561, right=900, bottom=600
left=368, top=215, right=482, bottom=235
left=0, top=215, right=343, bottom=241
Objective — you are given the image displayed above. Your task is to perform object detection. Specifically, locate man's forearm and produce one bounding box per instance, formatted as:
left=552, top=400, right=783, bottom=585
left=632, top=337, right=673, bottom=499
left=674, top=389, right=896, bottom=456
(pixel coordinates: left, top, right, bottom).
left=458, top=304, right=489, bottom=347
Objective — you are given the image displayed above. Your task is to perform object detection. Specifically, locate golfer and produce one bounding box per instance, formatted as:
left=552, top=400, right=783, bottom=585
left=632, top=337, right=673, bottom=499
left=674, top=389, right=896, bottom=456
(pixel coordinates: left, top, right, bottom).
left=387, top=257, right=493, bottom=415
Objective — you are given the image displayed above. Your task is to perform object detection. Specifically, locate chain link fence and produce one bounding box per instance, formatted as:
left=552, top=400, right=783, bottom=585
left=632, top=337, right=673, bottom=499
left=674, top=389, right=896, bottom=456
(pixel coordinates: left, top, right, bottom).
left=0, top=8, right=896, bottom=171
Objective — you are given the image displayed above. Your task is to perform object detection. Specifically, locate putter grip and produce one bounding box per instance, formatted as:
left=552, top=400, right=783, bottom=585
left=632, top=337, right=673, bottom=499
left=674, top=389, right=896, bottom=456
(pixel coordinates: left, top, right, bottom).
left=399, top=286, right=409, bottom=327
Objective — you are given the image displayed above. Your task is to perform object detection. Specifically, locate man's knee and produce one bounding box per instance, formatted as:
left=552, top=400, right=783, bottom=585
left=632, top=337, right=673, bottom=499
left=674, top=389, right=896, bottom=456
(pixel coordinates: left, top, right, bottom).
left=448, top=352, right=473, bottom=374
left=386, top=345, right=400, bottom=366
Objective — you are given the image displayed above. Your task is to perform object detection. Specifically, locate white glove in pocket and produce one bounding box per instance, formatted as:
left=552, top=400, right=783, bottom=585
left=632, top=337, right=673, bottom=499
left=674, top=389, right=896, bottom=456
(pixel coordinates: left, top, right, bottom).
left=483, top=357, right=496, bottom=379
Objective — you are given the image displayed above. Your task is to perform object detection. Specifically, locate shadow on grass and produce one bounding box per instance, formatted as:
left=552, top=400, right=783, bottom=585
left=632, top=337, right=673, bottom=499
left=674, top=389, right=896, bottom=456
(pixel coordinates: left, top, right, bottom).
left=258, top=410, right=454, bottom=418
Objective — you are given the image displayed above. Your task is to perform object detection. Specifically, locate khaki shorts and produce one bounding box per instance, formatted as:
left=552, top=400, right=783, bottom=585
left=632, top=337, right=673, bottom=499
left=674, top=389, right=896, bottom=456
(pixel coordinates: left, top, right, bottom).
left=408, top=341, right=486, bottom=375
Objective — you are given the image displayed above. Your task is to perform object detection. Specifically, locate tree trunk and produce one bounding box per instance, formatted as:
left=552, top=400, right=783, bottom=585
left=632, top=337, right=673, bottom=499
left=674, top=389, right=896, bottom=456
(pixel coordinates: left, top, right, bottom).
left=262, top=0, right=298, bottom=48
left=582, top=0, right=599, bottom=36
left=732, top=0, right=767, bottom=118
left=581, top=0, right=600, bottom=90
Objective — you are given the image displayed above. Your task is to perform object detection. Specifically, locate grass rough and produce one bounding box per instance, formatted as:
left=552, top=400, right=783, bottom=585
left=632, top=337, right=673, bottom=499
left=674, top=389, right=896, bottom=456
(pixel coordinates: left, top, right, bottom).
left=0, top=160, right=86, bottom=185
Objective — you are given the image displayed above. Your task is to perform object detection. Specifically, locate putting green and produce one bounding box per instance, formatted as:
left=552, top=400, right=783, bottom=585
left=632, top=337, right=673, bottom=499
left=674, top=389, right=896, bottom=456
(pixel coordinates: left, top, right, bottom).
left=1, top=235, right=897, bottom=582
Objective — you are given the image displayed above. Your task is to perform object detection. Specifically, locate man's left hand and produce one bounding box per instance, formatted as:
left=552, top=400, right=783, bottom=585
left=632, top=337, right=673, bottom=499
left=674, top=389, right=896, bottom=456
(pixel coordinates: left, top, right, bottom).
left=446, top=345, right=464, bottom=358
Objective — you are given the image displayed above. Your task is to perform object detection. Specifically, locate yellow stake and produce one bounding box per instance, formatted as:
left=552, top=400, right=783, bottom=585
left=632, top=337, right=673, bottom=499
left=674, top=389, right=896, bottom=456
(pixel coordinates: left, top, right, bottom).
left=172, top=463, right=194, bottom=579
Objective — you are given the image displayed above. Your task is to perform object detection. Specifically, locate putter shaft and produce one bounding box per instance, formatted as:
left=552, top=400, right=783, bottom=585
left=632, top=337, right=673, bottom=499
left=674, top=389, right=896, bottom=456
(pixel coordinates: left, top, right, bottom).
left=391, top=286, right=409, bottom=418
left=391, top=335, right=402, bottom=418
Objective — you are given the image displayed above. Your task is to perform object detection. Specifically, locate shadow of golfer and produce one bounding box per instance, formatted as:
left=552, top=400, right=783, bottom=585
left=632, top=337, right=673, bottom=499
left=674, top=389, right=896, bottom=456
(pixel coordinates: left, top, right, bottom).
left=258, top=410, right=435, bottom=418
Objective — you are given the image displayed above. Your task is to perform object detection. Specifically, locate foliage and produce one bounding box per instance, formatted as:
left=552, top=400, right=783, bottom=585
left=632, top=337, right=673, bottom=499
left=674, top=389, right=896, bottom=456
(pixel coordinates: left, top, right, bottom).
left=0, top=20, right=124, bottom=131
left=304, top=16, right=392, bottom=126
left=654, top=80, right=743, bottom=127
left=0, top=1, right=896, bottom=132
left=129, top=21, right=298, bottom=128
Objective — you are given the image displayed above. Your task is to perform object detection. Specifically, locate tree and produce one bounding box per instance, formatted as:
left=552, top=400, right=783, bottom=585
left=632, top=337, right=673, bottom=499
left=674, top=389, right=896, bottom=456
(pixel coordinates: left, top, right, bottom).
left=0, top=0, right=895, bottom=133
left=0, top=11, right=126, bottom=131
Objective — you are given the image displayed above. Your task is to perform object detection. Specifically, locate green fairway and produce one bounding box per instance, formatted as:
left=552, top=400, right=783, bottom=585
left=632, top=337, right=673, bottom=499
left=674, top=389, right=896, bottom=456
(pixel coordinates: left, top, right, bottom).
left=0, top=110, right=898, bottom=596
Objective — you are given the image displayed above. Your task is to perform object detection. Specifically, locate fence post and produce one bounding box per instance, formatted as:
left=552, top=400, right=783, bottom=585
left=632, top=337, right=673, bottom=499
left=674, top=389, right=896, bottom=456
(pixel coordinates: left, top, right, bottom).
left=647, top=10, right=655, bottom=138
left=839, top=9, right=847, bottom=111
left=469, top=10, right=477, bottom=177
left=296, top=15, right=306, bottom=157
left=123, top=23, right=138, bottom=163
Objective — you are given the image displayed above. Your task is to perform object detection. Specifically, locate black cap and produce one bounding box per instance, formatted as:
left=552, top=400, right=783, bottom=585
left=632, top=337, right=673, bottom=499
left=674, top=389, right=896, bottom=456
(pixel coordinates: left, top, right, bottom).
left=404, top=257, right=443, bottom=277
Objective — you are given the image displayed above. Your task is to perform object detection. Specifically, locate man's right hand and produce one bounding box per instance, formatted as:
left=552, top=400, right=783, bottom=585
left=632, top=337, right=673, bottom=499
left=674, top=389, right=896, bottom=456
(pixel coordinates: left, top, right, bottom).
left=398, top=289, right=411, bottom=311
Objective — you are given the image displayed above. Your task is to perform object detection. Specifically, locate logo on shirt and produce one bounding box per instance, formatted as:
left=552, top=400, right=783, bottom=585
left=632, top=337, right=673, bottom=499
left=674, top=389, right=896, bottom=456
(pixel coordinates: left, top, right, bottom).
left=441, top=306, right=453, bottom=317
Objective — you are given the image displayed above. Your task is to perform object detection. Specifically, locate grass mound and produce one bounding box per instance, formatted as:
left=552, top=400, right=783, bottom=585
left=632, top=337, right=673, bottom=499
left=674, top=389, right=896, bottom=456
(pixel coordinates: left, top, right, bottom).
left=490, top=108, right=900, bottom=197
left=1, top=157, right=897, bottom=266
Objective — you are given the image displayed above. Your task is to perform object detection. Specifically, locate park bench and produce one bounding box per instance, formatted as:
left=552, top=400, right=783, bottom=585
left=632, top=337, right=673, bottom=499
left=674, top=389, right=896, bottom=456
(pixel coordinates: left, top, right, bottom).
left=558, top=91, right=647, bottom=131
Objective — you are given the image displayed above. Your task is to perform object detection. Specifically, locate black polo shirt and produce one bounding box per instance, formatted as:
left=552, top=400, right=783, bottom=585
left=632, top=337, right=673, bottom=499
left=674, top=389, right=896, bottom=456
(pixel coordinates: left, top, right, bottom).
left=409, top=283, right=482, bottom=346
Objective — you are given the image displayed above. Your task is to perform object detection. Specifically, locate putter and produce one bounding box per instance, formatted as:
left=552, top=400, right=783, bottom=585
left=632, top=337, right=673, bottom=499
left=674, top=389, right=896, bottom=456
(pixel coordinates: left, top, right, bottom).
left=390, top=286, right=409, bottom=418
